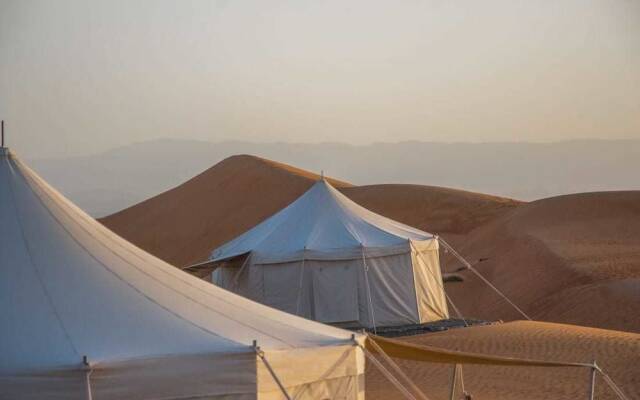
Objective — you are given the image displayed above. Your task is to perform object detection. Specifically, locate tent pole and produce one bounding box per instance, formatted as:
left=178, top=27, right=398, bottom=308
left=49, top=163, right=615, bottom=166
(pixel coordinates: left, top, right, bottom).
left=449, top=364, right=459, bottom=400
left=254, top=341, right=293, bottom=400
left=296, top=249, right=306, bottom=315
left=589, top=361, right=597, bottom=400
left=82, top=356, right=93, bottom=400
left=360, top=346, right=420, bottom=400
left=361, top=246, right=377, bottom=334
left=231, top=254, right=251, bottom=290
left=365, top=336, right=430, bottom=400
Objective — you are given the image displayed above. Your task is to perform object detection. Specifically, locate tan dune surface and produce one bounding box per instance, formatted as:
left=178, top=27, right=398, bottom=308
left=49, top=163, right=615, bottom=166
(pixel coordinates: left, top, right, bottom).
left=366, top=321, right=640, bottom=400
left=100, top=155, right=514, bottom=267
left=99, top=155, right=640, bottom=398
left=442, top=191, right=640, bottom=332
left=342, top=184, right=521, bottom=241
left=100, top=155, right=640, bottom=332
left=100, top=155, right=351, bottom=267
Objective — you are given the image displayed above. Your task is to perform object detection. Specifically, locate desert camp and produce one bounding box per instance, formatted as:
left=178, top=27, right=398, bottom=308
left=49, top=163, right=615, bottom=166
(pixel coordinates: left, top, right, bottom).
left=3, top=1, right=640, bottom=399
left=2, top=144, right=637, bottom=399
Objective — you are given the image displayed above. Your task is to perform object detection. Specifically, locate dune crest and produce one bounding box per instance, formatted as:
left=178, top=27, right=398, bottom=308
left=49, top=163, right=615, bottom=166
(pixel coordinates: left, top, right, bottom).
left=101, top=155, right=640, bottom=333
left=100, top=155, right=513, bottom=267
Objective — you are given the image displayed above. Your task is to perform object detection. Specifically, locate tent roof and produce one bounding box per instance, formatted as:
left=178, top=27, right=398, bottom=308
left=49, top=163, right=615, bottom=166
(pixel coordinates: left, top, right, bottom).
left=212, top=179, right=434, bottom=263
left=0, top=150, right=353, bottom=374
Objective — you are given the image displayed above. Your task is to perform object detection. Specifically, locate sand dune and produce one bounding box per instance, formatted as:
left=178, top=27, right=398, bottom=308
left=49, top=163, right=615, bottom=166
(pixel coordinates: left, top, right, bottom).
left=367, top=321, right=640, bottom=400
left=343, top=184, right=520, bottom=240
left=101, top=155, right=640, bottom=333
left=100, top=155, right=640, bottom=398
left=442, top=191, right=640, bottom=332
left=101, top=155, right=351, bottom=267
left=100, top=155, right=513, bottom=267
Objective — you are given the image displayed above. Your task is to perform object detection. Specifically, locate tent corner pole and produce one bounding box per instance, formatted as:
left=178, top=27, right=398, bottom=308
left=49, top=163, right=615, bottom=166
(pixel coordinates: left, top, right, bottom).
left=449, top=364, right=459, bottom=400
left=82, top=355, right=93, bottom=400
left=361, top=246, right=377, bottom=334
left=589, top=360, right=597, bottom=400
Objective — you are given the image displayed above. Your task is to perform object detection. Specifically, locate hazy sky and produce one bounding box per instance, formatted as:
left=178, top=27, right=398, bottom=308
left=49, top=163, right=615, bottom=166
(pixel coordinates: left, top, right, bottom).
left=1, top=0, right=639, bottom=158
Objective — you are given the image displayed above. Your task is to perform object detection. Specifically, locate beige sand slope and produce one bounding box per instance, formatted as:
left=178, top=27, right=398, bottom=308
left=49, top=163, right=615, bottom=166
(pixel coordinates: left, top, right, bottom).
left=101, top=155, right=640, bottom=332
left=367, top=321, right=640, bottom=400
left=443, top=191, right=640, bottom=332
left=100, top=155, right=514, bottom=267
left=99, top=155, right=640, bottom=398
left=101, top=155, right=351, bottom=267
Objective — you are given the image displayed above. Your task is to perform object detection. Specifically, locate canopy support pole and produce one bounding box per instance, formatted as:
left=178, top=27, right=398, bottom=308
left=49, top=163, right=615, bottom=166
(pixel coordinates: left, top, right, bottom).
left=357, top=340, right=424, bottom=400
left=253, top=341, right=292, bottom=400
left=589, top=361, right=597, bottom=400
left=295, top=249, right=306, bottom=316
left=365, top=335, right=430, bottom=400
left=231, top=254, right=251, bottom=290
left=82, top=356, right=93, bottom=400
left=361, top=247, right=377, bottom=334
left=449, top=364, right=459, bottom=400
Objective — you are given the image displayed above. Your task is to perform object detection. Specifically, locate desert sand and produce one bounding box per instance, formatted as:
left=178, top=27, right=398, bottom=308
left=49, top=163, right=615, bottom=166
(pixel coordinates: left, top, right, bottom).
left=367, top=320, right=640, bottom=400
left=101, top=154, right=640, bottom=332
left=100, top=155, right=640, bottom=398
left=441, top=191, right=640, bottom=332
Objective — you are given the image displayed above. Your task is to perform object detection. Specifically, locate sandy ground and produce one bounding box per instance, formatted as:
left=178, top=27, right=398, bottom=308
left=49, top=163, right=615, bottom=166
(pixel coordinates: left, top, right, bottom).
left=441, top=191, right=640, bottom=332
left=100, top=155, right=640, bottom=332
left=366, top=321, right=640, bottom=400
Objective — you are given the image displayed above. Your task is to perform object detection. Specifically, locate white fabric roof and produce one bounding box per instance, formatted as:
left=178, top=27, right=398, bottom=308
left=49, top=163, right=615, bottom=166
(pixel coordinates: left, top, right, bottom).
left=212, top=179, right=435, bottom=263
left=0, top=150, right=353, bottom=374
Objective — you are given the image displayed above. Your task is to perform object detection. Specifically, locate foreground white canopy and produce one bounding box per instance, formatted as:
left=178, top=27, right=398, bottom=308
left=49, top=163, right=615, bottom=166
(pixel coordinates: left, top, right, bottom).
left=0, top=148, right=364, bottom=400
left=210, top=179, right=449, bottom=328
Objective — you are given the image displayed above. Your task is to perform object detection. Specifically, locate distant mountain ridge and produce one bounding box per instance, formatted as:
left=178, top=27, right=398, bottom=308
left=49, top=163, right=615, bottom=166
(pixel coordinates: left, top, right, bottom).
left=29, top=138, right=640, bottom=216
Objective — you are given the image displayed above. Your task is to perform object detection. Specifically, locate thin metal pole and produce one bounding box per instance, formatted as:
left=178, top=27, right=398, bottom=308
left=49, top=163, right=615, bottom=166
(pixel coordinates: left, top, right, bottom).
left=295, top=249, right=306, bottom=315
left=82, top=355, right=93, bottom=400
left=365, top=336, right=430, bottom=400
left=362, top=246, right=377, bottom=333
left=589, top=361, right=597, bottom=400
left=1, top=120, right=4, bottom=147
left=449, top=364, right=459, bottom=400
left=254, top=340, right=293, bottom=400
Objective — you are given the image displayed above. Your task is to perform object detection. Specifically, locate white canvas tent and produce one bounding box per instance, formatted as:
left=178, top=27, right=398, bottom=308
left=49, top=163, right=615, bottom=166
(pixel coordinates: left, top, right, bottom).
left=209, top=179, right=449, bottom=329
left=0, top=148, right=364, bottom=400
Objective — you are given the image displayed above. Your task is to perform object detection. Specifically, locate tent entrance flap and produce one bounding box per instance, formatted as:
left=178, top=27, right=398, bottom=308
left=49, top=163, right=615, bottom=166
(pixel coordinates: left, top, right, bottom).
left=312, top=264, right=359, bottom=323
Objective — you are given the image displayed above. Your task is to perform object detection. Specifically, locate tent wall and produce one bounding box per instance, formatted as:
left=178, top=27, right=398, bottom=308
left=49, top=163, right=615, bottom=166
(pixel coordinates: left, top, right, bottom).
left=0, top=346, right=364, bottom=400
left=362, top=253, right=422, bottom=327
left=411, top=241, right=450, bottom=322
left=215, top=244, right=449, bottom=328
left=0, top=352, right=257, bottom=400
left=258, top=344, right=365, bottom=400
